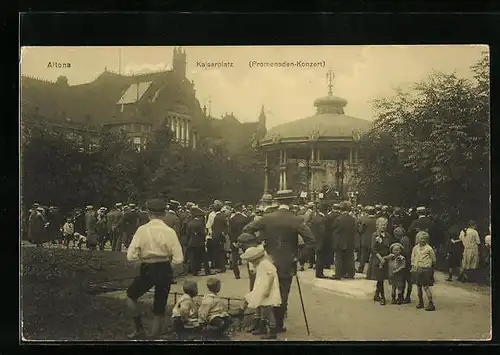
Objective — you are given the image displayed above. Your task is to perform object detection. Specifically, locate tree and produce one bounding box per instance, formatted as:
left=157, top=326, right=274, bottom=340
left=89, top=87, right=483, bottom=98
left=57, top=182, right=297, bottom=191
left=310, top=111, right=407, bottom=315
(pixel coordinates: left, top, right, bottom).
left=358, top=51, right=490, bottom=224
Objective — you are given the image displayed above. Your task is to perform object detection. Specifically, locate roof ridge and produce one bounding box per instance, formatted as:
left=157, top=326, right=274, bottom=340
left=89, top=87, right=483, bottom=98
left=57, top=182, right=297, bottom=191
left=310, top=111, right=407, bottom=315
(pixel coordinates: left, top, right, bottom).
left=21, top=75, right=56, bottom=84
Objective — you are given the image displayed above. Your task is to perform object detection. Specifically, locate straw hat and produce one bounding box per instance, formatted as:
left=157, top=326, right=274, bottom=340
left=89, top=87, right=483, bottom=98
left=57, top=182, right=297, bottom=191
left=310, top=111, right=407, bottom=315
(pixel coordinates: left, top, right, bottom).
left=240, top=246, right=265, bottom=262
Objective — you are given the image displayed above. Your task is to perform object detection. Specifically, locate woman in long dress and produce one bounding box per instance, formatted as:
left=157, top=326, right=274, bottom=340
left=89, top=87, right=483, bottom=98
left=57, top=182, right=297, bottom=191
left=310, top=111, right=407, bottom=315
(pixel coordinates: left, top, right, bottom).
left=367, top=218, right=392, bottom=305
left=459, top=220, right=480, bottom=282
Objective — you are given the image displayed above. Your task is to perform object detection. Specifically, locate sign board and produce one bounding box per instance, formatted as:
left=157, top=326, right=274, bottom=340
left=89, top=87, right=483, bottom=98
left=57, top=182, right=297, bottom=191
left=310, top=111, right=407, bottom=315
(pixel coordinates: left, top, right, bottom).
left=319, top=193, right=324, bottom=199
left=300, top=192, right=307, bottom=198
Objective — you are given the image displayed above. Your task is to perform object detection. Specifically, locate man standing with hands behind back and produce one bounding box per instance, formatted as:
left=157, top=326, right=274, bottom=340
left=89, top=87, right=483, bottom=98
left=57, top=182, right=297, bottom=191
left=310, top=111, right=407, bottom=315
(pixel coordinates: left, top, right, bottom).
left=125, top=198, right=184, bottom=339
left=243, top=190, right=315, bottom=333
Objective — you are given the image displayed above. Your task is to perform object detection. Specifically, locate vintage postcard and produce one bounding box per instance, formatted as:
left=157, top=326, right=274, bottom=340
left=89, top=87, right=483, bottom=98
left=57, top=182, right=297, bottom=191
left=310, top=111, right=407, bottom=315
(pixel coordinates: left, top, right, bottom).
left=20, top=45, right=491, bottom=342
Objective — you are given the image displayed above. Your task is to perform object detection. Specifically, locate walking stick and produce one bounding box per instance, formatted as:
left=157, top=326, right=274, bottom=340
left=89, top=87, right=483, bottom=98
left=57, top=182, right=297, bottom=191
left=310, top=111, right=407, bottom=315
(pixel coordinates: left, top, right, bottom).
left=294, top=272, right=310, bottom=336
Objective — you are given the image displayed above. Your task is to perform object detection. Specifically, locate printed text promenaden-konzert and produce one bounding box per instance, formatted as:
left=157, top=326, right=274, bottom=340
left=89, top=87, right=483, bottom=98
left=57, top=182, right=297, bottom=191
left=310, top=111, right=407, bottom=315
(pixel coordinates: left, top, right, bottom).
left=248, top=60, right=326, bottom=68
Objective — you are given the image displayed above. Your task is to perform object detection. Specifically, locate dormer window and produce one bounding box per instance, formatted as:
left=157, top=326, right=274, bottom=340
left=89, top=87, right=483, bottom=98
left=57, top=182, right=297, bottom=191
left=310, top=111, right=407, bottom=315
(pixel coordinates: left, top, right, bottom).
left=117, top=81, right=153, bottom=104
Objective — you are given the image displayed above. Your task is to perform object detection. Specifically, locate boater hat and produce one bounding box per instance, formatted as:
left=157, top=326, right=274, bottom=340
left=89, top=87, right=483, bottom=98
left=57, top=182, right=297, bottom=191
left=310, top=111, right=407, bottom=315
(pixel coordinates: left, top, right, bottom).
left=145, top=199, right=167, bottom=213
left=240, top=246, right=265, bottom=262
left=416, top=206, right=426, bottom=213
left=190, top=205, right=204, bottom=216
left=274, top=190, right=296, bottom=201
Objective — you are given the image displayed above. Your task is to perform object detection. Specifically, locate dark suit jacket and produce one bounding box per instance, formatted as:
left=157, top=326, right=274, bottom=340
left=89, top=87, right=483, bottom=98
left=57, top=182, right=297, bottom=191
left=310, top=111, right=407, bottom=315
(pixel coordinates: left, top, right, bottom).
left=229, top=212, right=250, bottom=243
left=358, top=215, right=377, bottom=248
left=243, top=208, right=315, bottom=277
left=211, top=212, right=228, bottom=245
left=332, top=212, right=357, bottom=250
left=309, top=212, right=327, bottom=251
left=122, top=210, right=139, bottom=234
left=408, top=216, right=433, bottom=245
left=163, top=211, right=181, bottom=238
left=186, top=217, right=206, bottom=248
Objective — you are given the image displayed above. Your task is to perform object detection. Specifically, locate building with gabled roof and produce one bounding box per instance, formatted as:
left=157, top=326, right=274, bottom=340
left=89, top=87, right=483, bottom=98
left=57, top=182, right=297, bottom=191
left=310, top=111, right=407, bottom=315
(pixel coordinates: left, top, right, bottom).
left=20, top=47, right=266, bottom=154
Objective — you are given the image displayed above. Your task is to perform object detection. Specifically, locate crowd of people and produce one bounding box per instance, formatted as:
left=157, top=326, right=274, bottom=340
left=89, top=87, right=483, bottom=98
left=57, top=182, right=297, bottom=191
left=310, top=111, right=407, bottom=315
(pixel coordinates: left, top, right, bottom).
left=22, top=195, right=491, bottom=340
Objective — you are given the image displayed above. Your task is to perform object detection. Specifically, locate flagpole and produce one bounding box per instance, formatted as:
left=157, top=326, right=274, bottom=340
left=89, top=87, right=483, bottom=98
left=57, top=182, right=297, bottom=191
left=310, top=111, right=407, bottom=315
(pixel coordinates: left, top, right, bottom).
left=119, top=47, right=122, bottom=75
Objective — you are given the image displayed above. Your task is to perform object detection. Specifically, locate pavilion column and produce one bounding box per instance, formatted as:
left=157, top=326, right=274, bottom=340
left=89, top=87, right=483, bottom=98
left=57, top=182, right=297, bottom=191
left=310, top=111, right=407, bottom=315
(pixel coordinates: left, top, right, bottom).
left=279, top=171, right=283, bottom=191
left=170, top=117, right=175, bottom=135
left=355, top=147, right=358, bottom=165
left=186, top=121, right=190, bottom=146
left=349, top=146, right=353, bottom=165
left=316, top=148, right=320, bottom=162
left=310, top=146, right=316, bottom=192
left=175, top=118, right=181, bottom=141
left=181, top=119, right=186, bottom=146
left=283, top=148, right=288, bottom=190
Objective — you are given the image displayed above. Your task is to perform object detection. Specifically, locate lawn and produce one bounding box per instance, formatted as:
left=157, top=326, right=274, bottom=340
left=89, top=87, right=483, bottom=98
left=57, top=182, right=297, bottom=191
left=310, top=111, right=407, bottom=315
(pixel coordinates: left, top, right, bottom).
left=20, top=247, right=250, bottom=341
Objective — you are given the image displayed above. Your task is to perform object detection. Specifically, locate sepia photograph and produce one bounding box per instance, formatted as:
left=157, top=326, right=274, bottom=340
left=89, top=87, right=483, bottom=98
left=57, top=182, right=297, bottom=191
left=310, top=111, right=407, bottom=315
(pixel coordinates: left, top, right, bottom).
left=20, top=45, right=491, bottom=342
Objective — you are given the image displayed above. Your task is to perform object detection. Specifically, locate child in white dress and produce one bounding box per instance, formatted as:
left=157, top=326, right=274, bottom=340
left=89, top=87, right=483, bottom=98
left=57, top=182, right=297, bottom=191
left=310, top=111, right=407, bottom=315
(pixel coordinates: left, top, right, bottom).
left=236, top=246, right=281, bottom=339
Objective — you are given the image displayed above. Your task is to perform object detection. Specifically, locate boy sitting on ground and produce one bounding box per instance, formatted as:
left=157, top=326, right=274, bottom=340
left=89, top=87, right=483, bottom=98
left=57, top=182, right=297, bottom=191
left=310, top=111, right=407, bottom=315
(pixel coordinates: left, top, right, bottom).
left=198, top=277, right=233, bottom=336
left=171, top=280, right=200, bottom=338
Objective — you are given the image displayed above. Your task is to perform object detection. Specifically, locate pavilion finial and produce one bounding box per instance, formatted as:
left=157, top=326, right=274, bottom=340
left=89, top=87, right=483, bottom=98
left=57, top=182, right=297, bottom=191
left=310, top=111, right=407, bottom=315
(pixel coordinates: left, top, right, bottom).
left=326, top=70, right=335, bottom=96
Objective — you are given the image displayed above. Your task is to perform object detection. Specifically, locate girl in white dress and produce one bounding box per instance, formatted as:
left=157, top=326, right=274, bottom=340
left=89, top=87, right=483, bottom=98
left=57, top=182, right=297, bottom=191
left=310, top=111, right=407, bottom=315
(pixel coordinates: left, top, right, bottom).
left=236, top=246, right=281, bottom=339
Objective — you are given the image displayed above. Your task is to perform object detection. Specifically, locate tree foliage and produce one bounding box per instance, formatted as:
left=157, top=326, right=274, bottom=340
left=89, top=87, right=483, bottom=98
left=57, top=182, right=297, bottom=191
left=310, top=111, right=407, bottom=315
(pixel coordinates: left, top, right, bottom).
left=21, top=121, right=265, bottom=210
left=358, top=52, right=490, bottom=224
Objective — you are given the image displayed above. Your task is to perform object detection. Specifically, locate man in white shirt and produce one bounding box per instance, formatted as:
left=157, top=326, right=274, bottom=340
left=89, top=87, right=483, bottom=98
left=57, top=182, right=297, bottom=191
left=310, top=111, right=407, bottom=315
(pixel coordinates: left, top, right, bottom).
left=206, top=200, right=222, bottom=268
left=126, top=198, right=184, bottom=339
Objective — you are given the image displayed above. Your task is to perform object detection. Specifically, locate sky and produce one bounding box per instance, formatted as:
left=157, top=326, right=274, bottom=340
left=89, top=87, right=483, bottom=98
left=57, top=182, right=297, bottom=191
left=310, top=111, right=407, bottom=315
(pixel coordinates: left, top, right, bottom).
left=20, top=45, right=487, bottom=129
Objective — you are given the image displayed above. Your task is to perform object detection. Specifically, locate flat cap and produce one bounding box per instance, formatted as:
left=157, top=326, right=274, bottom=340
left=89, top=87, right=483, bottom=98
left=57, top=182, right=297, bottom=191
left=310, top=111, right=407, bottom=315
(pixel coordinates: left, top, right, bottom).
left=146, top=199, right=167, bottom=213
left=237, top=232, right=257, bottom=244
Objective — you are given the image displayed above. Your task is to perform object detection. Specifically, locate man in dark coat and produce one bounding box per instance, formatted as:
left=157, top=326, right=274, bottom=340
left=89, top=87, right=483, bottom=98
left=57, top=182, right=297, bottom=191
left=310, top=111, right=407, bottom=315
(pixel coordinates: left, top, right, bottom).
left=325, top=203, right=342, bottom=268
left=407, top=206, right=433, bottom=246
left=211, top=205, right=229, bottom=272
left=29, top=206, right=46, bottom=247
left=47, top=207, right=63, bottom=243
left=179, top=205, right=193, bottom=270
left=312, top=203, right=330, bottom=278
left=163, top=202, right=181, bottom=237
left=122, top=204, right=140, bottom=248
left=107, top=203, right=124, bottom=252
left=228, top=203, right=251, bottom=279
left=331, top=201, right=357, bottom=279
left=243, top=191, right=315, bottom=333
left=356, top=206, right=377, bottom=274
left=388, top=207, right=405, bottom=235
left=186, top=206, right=212, bottom=276
left=85, top=205, right=98, bottom=250
left=73, top=208, right=86, bottom=236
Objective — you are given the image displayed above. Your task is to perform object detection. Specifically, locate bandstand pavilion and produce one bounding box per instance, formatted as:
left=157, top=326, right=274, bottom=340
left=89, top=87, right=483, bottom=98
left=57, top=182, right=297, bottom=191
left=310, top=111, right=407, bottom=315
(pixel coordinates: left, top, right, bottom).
left=255, top=71, right=373, bottom=203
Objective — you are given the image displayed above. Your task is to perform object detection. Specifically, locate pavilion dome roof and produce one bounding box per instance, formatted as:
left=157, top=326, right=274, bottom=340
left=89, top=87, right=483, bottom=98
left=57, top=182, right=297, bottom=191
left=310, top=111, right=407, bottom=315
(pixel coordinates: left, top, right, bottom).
left=264, top=92, right=372, bottom=141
